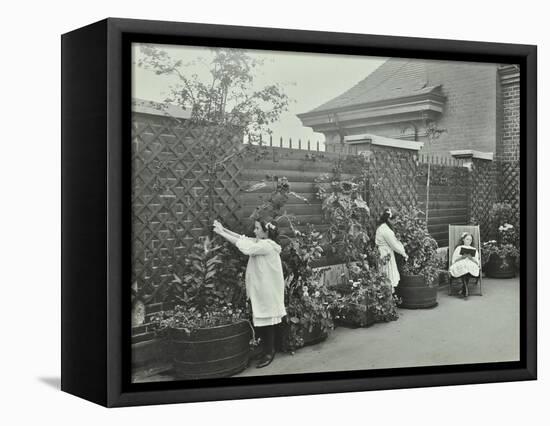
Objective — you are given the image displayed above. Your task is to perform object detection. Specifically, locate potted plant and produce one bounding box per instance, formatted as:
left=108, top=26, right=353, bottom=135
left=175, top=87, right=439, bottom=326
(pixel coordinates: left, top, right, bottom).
left=151, top=237, right=253, bottom=380
left=314, top=167, right=370, bottom=265
left=482, top=203, right=519, bottom=278
left=279, top=224, right=337, bottom=352
left=332, top=256, right=399, bottom=328
left=392, top=207, right=440, bottom=309
left=314, top=168, right=399, bottom=327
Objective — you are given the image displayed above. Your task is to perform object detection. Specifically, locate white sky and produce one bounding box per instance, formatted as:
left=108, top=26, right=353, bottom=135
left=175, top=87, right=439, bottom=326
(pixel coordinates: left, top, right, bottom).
left=132, top=43, right=387, bottom=145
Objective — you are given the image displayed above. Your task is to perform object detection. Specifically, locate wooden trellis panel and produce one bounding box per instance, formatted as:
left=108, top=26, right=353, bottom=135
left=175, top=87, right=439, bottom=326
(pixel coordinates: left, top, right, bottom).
left=365, top=150, right=419, bottom=235
left=132, top=113, right=244, bottom=296
left=499, top=161, right=520, bottom=228
left=416, top=162, right=470, bottom=247
left=470, top=158, right=498, bottom=242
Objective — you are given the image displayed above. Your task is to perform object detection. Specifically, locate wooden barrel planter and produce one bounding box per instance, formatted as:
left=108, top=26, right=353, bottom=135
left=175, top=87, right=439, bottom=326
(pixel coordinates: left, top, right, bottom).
left=485, top=255, right=517, bottom=278
left=397, top=275, right=438, bottom=309
left=171, top=320, right=252, bottom=380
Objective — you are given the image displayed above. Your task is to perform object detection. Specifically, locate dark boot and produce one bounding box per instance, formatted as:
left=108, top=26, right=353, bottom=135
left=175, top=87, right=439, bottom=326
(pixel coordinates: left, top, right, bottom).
left=463, top=275, right=470, bottom=300
left=251, top=327, right=265, bottom=360
left=256, top=326, right=275, bottom=368
left=458, top=277, right=466, bottom=297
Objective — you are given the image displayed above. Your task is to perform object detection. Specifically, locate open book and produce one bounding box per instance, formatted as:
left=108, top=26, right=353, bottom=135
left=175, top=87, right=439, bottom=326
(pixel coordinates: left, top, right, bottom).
left=459, top=247, right=477, bottom=256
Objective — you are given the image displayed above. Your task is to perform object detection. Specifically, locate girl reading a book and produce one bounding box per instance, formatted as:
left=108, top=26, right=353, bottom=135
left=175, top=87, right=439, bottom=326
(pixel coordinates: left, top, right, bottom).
left=213, top=219, right=286, bottom=368
left=450, top=232, right=480, bottom=299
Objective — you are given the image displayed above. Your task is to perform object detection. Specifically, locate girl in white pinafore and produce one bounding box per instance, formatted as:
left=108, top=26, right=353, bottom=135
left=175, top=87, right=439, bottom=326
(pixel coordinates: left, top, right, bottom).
left=213, top=219, right=286, bottom=368
left=449, top=232, right=480, bottom=299
left=375, top=208, right=408, bottom=289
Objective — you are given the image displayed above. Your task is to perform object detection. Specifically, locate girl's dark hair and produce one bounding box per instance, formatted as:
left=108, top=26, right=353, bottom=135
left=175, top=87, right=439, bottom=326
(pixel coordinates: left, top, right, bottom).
left=377, top=208, right=394, bottom=231
left=257, top=220, right=280, bottom=243
left=456, top=233, right=475, bottom=250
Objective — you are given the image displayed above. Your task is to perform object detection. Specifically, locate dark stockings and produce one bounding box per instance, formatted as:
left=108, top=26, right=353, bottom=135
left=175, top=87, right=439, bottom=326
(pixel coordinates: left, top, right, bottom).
left=256, top=325, right=276, bottom=368
left=460, top=274, right=471, bottom=299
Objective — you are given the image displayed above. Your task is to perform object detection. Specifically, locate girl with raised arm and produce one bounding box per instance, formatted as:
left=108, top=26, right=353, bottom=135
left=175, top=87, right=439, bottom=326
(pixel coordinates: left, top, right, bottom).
left=213, top=219, right=286, bottom=368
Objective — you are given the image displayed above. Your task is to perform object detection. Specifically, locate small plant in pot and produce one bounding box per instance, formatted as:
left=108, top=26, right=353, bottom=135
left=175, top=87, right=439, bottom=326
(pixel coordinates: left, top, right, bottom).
left=333, top=255, right=399, bottom=328
left=151, top=237, right=253, bottom=380
left=482, top=203, right=520, bottom=278
left=279, top=224, right=337, bottom=352
left=392, top=207, right=440, bottom=309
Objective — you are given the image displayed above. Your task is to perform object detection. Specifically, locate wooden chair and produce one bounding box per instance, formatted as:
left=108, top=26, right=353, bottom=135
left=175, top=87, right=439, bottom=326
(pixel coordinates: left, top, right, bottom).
left=448, top=225, right=482, bottom=296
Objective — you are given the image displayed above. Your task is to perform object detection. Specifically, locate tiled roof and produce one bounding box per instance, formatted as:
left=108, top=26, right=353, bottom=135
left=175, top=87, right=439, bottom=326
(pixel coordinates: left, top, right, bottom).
left=308, top=58, right=431, bottom=113
left=132, top=98, right=192, bottom=119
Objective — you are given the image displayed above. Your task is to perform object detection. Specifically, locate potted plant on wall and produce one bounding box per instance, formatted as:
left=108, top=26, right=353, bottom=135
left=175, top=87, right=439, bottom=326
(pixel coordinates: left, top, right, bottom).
left=392, top=207, right=440, bottom=309
left=482, top=203, right=519, bottom=278
left=151, top=237, right=253, bottom=380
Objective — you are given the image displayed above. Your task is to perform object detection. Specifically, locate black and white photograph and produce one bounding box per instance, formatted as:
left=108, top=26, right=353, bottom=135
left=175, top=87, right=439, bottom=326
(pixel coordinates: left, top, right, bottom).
left=3, top=0, right=546, bottom=421
left=130, top=42, right=522, bottom=383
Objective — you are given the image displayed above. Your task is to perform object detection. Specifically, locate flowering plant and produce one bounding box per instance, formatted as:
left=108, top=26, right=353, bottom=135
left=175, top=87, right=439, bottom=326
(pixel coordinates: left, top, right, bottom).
left=248, top=175, right=309, bottom=222
left=480, top=203, right=520, bottom=268
left=482, top=223, right=520, bottom=268
left=283, top=271, right=337, bottom=351
left=333, top=257, right=399, bottom=326
left=150, top=236, right=248, bottom=333
left=392, top=206, right=440, bottom=287
left=280, top=224, right=337, bottom=351
left=151, top=304, right=249, bottom=335
left=315, top=172, right=370, bottom=263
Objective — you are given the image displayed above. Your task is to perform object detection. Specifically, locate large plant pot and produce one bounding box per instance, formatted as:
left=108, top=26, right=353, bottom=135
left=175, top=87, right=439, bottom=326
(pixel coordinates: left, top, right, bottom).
left=171, top=320, right=251, bottom=380
left=397, top=275, right=438, bottom=309
left=485, top=255, right=517, bottom=278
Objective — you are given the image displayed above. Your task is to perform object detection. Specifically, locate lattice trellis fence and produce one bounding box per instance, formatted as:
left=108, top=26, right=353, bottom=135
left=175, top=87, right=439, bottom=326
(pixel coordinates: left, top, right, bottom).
left=131, top=113, right=244, bottom=295
left=470, top=158, right=498, bottom=242
left=365, top=149, right=419, bottom=235
left=499, top=161, right=520, bottom=229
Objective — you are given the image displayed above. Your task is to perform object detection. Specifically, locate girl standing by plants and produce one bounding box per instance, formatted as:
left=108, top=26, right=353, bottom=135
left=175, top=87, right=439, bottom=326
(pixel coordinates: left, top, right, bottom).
left=450, top=232, right=480, bottom=299
left=375, top=208, right=408, bottom=289
left=213, top=219, right=286, bottom=368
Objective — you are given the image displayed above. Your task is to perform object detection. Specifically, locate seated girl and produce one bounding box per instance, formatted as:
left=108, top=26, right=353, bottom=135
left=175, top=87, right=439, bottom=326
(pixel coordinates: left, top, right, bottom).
left=449, top=232, right=480, bottom=299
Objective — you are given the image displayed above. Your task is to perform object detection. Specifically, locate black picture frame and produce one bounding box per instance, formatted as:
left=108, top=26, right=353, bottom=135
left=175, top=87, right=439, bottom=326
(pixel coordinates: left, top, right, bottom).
left=61, top=17, right=537, bottom=407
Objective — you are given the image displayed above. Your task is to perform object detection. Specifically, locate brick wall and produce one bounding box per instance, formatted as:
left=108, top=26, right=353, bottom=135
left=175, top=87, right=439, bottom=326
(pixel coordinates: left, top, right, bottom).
left=424, top=61, right=499, bottom=157
left=323, top=60, right=500, bottom=158
left=498, top=65, right=520, bottom=163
